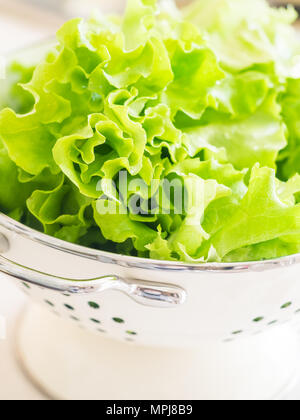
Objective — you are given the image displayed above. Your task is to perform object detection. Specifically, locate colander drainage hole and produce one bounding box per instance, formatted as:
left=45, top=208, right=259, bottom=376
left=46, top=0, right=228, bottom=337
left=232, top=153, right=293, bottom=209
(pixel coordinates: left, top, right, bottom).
left=253, top=317, right=264, bottom=323
left=281, top=302, right=292, bottom=309
left=88, top=302, right=100, bottom=309
left=90, top=318, right=101, bottom=324
left=126, top=331, right=137, bottom=336
left=113, top=317, right=125, bottom=324
left=64, top=304, right=75, bottom=311
left=232, top=330, right=243, bottom=336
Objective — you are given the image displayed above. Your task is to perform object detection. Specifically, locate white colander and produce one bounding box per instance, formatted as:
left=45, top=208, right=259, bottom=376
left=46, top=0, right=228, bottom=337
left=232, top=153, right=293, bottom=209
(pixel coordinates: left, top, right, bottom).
left=1, top=212, right=300, bottom=347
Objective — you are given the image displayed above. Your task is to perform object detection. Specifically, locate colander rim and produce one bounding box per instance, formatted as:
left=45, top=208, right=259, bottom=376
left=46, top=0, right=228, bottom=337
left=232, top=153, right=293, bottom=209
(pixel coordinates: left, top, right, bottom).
left=0, top=212, right=299, bottom=273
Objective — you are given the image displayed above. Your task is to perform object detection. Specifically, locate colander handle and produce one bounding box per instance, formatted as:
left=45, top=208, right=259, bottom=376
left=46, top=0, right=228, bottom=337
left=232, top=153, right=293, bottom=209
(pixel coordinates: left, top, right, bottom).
left=0, top=235, right=186, bottom=308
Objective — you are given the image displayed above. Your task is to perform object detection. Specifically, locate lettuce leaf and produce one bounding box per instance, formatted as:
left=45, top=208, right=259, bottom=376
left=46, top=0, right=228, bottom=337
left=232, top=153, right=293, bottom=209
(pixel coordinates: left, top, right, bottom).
left=0, top=0, right=300, bottom=263
left=184, top=0, right=299, bottom=74
left=182, top=93, right=286, bottom=170
left=210, top=165, right=300, bottom=258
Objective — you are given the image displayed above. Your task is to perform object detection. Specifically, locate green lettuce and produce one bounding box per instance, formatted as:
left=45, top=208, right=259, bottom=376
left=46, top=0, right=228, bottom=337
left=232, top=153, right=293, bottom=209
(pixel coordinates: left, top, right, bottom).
left=183, top=0, right=299, bottom=74
left=1, top=0, right=300, bottom=263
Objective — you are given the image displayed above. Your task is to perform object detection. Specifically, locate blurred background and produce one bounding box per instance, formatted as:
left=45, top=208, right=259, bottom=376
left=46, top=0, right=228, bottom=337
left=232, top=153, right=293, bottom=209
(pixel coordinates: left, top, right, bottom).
left=0, top=0, right=126, bottom=54
left=0, top=0, right=299, bottom=402
left=0, top=0, right=298, bottom=55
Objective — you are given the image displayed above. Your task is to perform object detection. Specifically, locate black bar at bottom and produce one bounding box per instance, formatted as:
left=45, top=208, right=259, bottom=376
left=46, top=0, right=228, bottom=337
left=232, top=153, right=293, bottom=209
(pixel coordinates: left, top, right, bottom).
left=78, top=402, right=208, bottom=416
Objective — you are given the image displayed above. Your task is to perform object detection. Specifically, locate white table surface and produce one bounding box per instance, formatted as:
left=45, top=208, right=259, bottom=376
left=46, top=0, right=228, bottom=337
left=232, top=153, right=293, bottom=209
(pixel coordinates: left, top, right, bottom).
left=1, top=0, right=300, bottom=401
